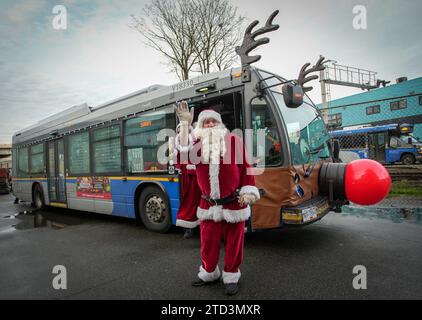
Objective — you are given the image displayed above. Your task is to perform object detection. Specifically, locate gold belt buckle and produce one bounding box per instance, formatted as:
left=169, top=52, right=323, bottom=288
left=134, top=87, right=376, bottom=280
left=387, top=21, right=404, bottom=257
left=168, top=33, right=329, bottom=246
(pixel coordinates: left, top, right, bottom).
left=210, top=198, right=218, bottom=207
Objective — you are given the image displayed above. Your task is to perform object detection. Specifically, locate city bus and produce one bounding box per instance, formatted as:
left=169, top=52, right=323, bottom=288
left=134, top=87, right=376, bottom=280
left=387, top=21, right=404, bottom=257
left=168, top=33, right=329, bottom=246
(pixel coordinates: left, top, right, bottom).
left=11, top=11, right=390, bottom=233
left=330, top=123, right=422, bottom=165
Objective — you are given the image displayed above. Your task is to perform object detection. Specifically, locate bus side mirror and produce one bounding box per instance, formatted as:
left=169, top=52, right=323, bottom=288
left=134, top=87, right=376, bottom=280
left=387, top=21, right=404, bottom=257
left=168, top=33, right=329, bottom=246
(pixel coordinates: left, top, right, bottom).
left=282, top=83, right=303, bottom=108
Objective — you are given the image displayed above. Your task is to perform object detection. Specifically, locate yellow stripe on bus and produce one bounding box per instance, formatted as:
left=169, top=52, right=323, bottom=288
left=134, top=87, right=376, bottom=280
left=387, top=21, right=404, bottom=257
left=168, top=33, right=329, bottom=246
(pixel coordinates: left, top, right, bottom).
left=12, top=178, right=48, bottom=181
left=111, top=177, right=179, bottom=182
left=49, top=202, right=67, bottom=208
left=66, top=177, right=179, bottom=182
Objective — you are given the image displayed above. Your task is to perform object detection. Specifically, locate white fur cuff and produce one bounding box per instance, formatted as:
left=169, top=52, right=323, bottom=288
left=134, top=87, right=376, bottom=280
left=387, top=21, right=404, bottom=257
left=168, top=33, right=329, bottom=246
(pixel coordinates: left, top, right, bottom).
left=176, top=219, right=199, bottom=228
left=175, top=133, right=194, bottom=153
left=222, top=270, right=241, bottom=284
left=198, top=265, right=221, bottom=282
left=239, top=185, right=260, bottom=200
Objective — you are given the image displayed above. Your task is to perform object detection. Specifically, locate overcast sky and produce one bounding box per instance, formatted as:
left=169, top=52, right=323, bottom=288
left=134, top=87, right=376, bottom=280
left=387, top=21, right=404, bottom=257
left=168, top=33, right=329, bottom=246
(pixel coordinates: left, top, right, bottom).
left=1, top=0, right=421, bottom=144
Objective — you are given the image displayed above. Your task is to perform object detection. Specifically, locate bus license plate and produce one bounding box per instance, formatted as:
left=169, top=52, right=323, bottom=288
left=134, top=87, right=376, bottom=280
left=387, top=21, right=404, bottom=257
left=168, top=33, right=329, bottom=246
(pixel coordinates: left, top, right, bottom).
left=302, top=207, right=318, bottom=223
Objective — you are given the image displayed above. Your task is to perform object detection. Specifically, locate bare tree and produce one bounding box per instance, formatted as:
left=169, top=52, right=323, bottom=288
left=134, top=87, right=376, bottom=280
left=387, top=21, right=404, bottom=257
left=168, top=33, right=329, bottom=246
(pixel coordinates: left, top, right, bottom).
left=130, top=0, right=245, bottom=80
left=130, top=0, right=197, bottom=81
left=189, top=0, right=244, bottom=74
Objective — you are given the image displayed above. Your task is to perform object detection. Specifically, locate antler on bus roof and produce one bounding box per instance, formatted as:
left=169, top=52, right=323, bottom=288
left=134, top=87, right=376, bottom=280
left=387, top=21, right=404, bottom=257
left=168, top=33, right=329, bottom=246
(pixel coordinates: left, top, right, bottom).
left=297, top=56, right=327, bottom=92
left=235, top=10, right=280, bottom=66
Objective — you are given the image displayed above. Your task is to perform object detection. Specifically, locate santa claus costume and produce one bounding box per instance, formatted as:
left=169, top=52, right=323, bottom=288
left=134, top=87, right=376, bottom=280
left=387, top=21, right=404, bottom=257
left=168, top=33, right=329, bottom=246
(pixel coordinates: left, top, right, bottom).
left=173, top=124, right=201, bottom=231
left=182, top=109, right=260, bottom=294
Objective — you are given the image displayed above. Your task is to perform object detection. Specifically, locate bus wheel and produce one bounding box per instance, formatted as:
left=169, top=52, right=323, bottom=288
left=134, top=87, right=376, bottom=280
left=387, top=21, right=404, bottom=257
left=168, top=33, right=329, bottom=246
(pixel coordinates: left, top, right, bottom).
left=401, top=154, right=415, bottom=165
left=138, top=186, right=172, bottom=233
left=32, top=184, right=45, bottom=210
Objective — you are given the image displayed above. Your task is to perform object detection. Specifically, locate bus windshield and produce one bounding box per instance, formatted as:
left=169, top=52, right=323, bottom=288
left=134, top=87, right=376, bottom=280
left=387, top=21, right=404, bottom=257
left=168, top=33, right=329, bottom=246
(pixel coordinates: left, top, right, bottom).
left=401, top=134, right=422, bottom=145
left=258, top=70, right=331, bottom=164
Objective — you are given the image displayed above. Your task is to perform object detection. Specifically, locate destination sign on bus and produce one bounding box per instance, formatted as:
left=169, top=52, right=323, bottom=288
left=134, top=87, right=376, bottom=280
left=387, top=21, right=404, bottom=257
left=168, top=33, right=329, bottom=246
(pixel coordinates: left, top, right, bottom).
left=140, top=121, right=152, bottom=128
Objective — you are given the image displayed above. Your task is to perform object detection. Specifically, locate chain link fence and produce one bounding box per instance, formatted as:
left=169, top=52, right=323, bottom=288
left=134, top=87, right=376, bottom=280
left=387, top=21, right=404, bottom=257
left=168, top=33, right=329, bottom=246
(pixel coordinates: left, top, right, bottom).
left=331, top=133, right=422, bottom=222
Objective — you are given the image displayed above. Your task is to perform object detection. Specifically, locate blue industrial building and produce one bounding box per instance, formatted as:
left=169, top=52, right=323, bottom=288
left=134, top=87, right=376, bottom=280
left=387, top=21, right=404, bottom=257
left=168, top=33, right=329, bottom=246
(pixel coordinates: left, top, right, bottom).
left=316, top=77, right=422, bottom=140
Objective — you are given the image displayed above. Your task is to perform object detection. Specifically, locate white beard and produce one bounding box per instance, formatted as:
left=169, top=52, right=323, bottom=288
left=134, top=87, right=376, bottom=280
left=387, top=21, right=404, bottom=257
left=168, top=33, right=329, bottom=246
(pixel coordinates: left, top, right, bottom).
left=194, top=124, right=227, bottom=200
left=194, top=124, right=227, bottom=165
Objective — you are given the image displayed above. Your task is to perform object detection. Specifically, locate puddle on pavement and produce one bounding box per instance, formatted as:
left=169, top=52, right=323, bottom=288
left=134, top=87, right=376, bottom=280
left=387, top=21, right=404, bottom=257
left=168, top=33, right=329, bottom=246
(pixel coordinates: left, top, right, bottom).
left=341, top=205, right=422, bottom=225
left=3, top=209, right=84, bottom=231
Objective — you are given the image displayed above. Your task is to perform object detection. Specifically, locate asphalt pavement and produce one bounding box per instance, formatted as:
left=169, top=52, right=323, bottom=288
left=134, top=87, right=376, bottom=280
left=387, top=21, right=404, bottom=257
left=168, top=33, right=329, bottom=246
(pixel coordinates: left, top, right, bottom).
left=0, top=193, right=421, bottom=300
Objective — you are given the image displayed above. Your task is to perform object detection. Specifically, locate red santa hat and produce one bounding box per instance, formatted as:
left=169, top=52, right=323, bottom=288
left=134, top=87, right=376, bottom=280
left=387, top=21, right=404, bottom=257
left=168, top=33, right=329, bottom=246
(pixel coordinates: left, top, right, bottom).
left=196, top=109, right=222, bottom=129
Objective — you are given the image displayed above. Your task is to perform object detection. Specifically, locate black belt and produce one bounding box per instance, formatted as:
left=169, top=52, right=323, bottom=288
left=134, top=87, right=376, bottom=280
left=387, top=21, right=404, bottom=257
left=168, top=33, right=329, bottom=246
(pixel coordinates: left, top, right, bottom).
left=201, top=193, right=237, bottom=206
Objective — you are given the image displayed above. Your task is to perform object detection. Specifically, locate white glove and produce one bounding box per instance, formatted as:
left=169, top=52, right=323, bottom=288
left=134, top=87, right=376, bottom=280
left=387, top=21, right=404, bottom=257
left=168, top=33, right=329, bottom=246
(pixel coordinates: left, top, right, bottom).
left=238, top=194, right=258, bottom=206
left=175, top=101, right=194, bottom=126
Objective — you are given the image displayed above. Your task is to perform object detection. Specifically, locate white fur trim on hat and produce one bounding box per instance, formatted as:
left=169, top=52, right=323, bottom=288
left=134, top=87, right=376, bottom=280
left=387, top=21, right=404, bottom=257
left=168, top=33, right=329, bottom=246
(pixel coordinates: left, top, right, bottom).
left=198, top=265, right=221, bottom=282
left=222, top=270, right=241, bottom=284
left=197, top=110, right=222, bottom=128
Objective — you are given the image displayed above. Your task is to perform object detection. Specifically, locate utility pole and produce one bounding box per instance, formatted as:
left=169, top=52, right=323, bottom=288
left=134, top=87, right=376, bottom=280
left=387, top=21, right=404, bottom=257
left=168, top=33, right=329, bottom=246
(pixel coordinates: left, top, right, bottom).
left=320, top=67, right=329, bottom=124
left=319, top=57, right=337, bottom=124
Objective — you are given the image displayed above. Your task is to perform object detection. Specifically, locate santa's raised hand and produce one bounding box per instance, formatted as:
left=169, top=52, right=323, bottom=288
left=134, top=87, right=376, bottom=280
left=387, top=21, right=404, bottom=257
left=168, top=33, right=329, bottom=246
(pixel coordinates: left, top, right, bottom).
left=175, top=101, right=194, bottom=126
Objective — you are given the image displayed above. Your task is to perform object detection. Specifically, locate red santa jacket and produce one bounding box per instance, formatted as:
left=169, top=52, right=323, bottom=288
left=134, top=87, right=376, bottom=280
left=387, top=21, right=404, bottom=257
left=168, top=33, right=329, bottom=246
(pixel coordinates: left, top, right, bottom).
left=192, top=133, right=260, bottom=223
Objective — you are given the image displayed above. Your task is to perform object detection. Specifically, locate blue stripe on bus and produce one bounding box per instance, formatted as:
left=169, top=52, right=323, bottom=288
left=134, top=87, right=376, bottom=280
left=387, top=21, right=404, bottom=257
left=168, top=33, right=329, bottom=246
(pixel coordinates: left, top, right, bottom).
left=13, top=178, right=181, bottom=225
left=109, top=179, right=180, bottom=224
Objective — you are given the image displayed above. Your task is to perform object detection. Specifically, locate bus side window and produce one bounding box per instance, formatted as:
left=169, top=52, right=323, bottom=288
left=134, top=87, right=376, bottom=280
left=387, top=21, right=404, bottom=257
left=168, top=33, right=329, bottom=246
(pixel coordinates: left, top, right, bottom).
left=17, top=147, right=29, bottom=178
left=250, top=97, right=283, bottom=166
left=390, top=136, right=402, bottom=148
left=124, top=107, right=176, bottom=173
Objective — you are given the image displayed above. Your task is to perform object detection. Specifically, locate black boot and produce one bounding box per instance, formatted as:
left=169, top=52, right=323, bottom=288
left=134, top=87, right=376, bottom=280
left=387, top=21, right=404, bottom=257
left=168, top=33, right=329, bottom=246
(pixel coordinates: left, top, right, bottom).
left=192, top=277, right=220, bottom=287
left=224, top=283, right=239, bottom=296
left=183, top=228, right=194, bottom=239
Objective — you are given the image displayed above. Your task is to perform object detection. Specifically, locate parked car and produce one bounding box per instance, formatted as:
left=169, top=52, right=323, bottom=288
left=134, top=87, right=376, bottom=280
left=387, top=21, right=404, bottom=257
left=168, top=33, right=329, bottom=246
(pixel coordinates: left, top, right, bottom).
left=0, top=168, right=10, bottom=194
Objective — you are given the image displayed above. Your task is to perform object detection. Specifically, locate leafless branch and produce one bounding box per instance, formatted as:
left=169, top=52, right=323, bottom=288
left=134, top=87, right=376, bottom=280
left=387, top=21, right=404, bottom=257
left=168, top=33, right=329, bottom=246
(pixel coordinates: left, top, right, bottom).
left=130, top=0, right=245, bottom=79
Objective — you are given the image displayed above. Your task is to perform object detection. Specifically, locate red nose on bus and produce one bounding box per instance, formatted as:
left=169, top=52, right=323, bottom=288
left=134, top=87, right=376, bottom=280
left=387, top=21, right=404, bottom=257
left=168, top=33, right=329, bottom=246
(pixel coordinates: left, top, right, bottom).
left=319, top=159, right=391, bottom=206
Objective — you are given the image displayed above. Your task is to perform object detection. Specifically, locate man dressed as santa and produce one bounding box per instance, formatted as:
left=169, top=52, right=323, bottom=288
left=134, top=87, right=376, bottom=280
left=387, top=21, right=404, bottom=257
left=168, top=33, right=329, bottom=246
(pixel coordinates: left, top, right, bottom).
left=176, top=101, right=260, bottom=296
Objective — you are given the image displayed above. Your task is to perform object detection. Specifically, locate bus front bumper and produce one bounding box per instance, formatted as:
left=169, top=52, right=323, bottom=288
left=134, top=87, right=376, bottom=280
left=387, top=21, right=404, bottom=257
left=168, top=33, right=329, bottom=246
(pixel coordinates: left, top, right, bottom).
left=282, top=196, right=331, bottom=226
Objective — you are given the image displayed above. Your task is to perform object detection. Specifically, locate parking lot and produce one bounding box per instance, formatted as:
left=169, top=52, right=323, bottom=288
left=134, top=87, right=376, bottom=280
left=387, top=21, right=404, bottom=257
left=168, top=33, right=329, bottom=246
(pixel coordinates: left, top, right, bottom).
left=1, top=193, right=421, bottom=300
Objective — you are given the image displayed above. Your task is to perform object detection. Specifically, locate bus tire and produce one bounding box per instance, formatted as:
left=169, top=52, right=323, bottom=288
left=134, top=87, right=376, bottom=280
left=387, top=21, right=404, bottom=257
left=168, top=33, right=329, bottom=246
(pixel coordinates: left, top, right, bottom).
left=32, top=184, right=45, bottom=210
left=138, top=185, right=172, bottom=233
left=401, top=153, right=415, bottom=165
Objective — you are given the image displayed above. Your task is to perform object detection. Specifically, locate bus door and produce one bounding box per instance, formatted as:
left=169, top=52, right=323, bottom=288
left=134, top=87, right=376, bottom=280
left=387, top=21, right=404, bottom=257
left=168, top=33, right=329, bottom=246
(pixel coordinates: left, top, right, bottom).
left=47, top=139, right=67, bottom=204
left=368, top=133, right=386, bottom=163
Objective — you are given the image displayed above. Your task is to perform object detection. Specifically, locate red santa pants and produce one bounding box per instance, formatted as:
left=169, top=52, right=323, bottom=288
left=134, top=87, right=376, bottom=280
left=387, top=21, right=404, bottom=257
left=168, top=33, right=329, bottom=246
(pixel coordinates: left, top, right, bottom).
left=200, top=220, right=245, bottom=276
